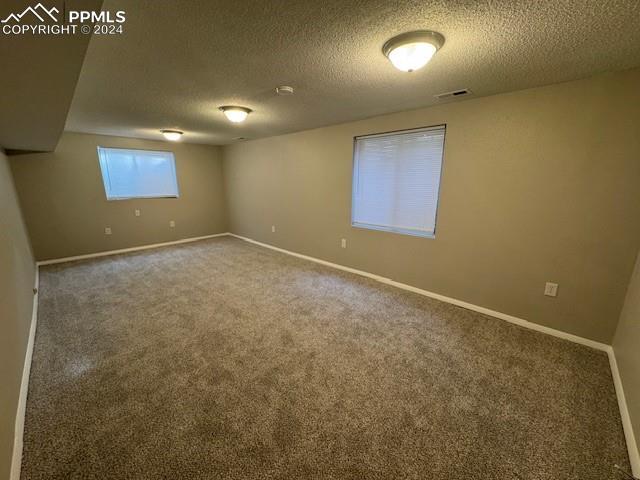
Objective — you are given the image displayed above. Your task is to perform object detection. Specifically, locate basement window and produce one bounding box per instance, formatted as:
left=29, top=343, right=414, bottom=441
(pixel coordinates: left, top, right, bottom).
left=351, top=125, right=445, bottom=238
left=97, top=147, right=179, bottom=200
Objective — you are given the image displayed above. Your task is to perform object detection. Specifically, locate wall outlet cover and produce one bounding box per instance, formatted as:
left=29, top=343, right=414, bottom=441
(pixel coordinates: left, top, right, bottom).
left=544, top=282, right=559, bottom=297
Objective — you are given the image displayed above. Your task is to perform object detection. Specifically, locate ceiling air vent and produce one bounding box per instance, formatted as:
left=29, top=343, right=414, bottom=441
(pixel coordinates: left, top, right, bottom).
left=434, top=88, right=472, bottom=101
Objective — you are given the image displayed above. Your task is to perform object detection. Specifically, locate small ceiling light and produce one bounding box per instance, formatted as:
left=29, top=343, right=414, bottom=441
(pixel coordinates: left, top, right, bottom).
left=219, top=106, right=252, bottom=123
left=276, top=86, right=294, bottom=96
left=160, top=129, right=183, bottom=141
left=382, top=30, right=445, bottom=72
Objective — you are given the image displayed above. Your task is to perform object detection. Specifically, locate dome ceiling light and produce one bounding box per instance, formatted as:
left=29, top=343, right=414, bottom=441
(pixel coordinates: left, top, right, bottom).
left=219, top=106, right=252, bottom=123
left=382, top=30, right=445, bottom=72
left=160, top=129, right=183, bottom=141
left=275, top=86, right=294, bottom=96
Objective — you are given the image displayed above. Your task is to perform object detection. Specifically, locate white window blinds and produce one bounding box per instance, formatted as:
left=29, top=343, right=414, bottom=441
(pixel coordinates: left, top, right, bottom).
left=97, top=147, right=179, bottom=200
left=351, top=125, right=445, bottom=237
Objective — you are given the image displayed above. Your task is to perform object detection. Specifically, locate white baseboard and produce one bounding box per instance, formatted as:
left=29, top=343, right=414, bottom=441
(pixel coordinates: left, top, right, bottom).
left=229, top=233, right=639, bottom=473
left=608, top=347, right=640, bottom=476
left=10, top=266, right=39, bottom=480
left=229, top=233, right=608, bottom=351
left=36, top=233, right=230, bottom=266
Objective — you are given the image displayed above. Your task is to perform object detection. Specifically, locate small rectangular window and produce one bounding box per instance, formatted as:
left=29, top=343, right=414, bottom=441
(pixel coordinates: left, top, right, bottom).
left=97, top=147, right=179, bottom=200
left=351, top=125, right=445, bottom=237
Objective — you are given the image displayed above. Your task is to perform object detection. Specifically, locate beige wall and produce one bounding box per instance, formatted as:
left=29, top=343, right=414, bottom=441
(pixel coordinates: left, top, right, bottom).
left=614, top=250, right=640, bottom=467
left=0, top=149, right=36, bottom=479
left=10, top=133, right=228, bottom=260
left=223, top=68, right=640, bottom=344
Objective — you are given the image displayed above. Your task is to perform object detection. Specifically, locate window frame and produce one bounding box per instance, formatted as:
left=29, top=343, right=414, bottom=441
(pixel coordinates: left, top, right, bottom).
left=350, top=124, right=446, bottom=239
left=97, top=146, right=180, bottom=201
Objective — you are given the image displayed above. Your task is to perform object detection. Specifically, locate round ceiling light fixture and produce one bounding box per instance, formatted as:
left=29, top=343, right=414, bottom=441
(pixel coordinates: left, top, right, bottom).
left=382, top=30, right=445, bottom=72
left=160, top=129, right=183, bottom=141
left=219, top=106, right=252, bottom=123
left=275, top=86, right=294, bottom=96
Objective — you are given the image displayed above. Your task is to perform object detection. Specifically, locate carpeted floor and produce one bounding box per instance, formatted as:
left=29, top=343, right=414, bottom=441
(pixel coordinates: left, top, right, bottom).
left=22, top=236, right=629, bottom=479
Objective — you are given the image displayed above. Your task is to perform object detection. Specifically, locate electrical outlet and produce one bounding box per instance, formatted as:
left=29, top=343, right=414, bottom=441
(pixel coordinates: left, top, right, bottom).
left=544, top=282, right=558, bottom=297
left=104, top=227, right=112, bottom=235
left=271, top=225, right=276, bottom=233
left=169, top=220, right=175, bottom=228
left=341, top=238, right=347, bottom=248
left=134, top=209, right=141, bottom=217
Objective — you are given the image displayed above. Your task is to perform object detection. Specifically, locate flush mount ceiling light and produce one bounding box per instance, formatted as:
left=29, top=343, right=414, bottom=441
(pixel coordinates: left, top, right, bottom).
left=219, top=106, right=252, bottom=123
left=382, top=30, right=445, bottom=72
left=160, top=129, right=183, bottom=141
left=275, top=86, right=294, bottom=96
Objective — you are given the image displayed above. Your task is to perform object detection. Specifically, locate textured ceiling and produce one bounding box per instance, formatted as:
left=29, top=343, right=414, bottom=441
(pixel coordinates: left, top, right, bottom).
left=66, top=0, right=640, bottom=145
left=0, top=0, right=103, bottom=151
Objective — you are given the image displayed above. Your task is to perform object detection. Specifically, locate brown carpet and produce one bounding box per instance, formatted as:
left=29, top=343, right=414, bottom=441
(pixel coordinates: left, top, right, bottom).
left=22, top=236, right=629, bottom=479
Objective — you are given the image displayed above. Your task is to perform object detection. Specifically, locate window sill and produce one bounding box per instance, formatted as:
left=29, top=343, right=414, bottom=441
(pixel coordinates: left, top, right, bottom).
left=351, top=222, right=436, bottom=239
left=106, top=195, right=180, bottom=201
